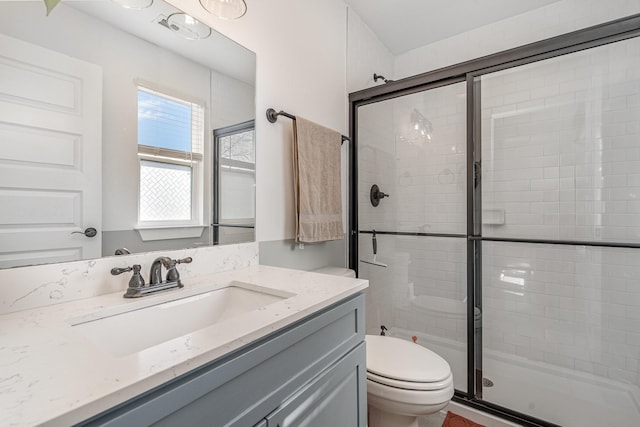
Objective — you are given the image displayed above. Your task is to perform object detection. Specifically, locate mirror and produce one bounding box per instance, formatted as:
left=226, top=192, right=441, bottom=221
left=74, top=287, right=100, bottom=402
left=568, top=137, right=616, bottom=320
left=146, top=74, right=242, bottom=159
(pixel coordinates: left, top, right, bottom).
left=0, top=0, right=256, bottom=269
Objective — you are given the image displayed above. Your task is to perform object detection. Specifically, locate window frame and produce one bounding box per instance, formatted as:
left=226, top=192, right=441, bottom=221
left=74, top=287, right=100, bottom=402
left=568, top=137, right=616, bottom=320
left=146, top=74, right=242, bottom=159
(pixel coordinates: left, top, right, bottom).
left=136, top=85, right=206, bottom=229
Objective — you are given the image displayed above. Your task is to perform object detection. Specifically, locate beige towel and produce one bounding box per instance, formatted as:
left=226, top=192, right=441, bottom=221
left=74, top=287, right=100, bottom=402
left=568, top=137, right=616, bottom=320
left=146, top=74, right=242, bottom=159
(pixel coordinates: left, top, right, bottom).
left=293, top=117, right=344, bottom=243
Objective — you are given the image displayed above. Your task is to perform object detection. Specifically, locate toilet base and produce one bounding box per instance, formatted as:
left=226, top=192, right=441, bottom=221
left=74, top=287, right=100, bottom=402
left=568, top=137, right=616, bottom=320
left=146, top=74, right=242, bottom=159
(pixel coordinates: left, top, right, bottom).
left=368, top=404, right=419, bottom=427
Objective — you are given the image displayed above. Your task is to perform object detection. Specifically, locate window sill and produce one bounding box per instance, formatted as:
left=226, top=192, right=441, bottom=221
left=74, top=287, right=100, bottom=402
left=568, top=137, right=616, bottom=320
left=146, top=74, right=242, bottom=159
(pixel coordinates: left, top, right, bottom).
left=135, top=225, right=206, bottom=241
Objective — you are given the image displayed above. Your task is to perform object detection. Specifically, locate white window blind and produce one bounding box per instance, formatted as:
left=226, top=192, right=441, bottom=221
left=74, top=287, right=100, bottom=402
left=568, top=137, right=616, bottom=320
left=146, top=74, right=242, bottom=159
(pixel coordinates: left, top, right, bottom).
left=137, top=87, right=204, bottom=161
left=137, top=86, right=205, bottom=224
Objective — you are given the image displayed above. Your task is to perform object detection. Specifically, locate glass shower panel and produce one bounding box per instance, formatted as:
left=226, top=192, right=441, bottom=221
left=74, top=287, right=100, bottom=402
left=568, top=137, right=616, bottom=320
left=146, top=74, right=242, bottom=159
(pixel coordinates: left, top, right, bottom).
left=481, top=241, right=640, bottom=427
left=480, top=35, right=640, bottom=427
left=359, top=233, right=468, bottom=392
left=357, top=81, right=468, bottom=393
left=481, top=37, right=640, bottom=244
left=358, top=82, right=467, bottom=234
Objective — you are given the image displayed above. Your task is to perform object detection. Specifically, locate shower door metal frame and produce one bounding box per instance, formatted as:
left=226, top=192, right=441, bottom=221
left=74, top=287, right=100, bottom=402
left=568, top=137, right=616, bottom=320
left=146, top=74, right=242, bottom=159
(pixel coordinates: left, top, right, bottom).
left=348, top=75, right=467, bottom=274
left=349, top=12, right=640, bottom=427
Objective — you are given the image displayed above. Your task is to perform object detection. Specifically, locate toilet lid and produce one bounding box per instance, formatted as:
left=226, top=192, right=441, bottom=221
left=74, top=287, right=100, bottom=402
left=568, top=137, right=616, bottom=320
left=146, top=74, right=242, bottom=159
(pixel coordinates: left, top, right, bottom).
left=367, top=370, right=453, bottom=391
left=366, top=335, right=451, bottom=383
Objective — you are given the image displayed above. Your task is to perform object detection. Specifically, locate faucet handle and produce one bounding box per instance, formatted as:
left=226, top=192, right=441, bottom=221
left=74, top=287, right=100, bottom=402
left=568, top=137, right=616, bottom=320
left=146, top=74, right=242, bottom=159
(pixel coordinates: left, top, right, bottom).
left=111, top=266, right=133, bottom=275
left=159, top=257, right=192, bottom=270
left=164, top=257, right=191, bottom=286
left=128, top=265, right=145, bottom=289
left=112, top=264, right=146, bottom=298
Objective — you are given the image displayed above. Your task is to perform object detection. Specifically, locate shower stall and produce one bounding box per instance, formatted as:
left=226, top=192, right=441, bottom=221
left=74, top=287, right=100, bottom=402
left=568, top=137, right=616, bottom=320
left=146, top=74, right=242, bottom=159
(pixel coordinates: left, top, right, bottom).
left=349, top=15, right=640, bottom=427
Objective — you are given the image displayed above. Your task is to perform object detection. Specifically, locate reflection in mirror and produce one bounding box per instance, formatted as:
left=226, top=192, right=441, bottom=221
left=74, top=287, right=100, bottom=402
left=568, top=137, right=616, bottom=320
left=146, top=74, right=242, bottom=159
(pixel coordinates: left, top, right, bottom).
left=0, top=0, right=256, bottom=269
left=213, top=120, right=256, bottom=245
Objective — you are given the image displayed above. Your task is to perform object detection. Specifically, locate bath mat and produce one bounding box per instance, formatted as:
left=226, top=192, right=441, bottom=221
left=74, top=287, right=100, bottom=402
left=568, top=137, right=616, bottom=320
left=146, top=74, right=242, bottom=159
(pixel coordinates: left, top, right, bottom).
left=442, top=411, right=486, bottom=427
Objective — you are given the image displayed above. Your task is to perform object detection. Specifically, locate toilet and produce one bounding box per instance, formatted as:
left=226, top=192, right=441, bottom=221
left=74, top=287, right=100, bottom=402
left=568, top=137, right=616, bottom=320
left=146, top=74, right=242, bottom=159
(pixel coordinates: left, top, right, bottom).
left=312, top=267, right=455, bottom=427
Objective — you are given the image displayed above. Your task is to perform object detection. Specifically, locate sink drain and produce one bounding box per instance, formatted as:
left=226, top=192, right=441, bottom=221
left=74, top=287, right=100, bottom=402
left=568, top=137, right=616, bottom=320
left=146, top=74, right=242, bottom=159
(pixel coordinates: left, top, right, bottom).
left=482, top=377, right=494, bottom=387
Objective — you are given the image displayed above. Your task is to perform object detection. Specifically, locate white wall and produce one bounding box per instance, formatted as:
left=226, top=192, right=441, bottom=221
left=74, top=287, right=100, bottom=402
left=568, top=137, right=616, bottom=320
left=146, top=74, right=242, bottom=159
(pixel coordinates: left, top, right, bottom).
left=210, top=69, right=255, bottom=130
left=346, top=7, right=394, bottom=93
left=169, top=0, right=349, bottom=244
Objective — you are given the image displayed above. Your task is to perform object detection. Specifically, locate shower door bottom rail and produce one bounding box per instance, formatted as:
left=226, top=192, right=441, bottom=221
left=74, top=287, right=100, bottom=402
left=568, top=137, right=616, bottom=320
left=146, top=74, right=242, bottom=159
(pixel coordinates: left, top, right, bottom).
left=453, top=393, right=563, bottom=427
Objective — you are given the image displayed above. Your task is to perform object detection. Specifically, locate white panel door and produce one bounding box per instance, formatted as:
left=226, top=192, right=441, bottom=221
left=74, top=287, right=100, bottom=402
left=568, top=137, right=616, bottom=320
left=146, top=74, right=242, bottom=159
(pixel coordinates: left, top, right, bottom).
left=0, top=33, right=102, bottom=268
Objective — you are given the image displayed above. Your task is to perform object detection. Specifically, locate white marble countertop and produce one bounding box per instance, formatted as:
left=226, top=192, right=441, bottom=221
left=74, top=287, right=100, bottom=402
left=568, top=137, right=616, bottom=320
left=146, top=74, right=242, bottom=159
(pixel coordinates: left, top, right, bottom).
left=0, top=265, right=368, bottom=427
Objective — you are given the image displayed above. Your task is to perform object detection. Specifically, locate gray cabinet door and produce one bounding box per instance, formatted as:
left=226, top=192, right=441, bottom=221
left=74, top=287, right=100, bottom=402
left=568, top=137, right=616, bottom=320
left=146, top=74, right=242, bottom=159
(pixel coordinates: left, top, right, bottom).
left=266, top=342, right=366, bottom=427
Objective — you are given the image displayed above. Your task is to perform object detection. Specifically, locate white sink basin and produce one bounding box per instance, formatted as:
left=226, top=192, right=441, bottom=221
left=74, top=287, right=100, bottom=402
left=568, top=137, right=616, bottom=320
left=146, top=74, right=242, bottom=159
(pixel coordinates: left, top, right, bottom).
left=69, top=281, right=292, bottom=357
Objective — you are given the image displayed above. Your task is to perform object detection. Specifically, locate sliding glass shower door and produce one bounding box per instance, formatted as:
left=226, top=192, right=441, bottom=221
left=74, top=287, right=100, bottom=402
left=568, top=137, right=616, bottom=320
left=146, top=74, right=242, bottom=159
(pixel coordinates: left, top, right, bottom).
left=356, top=81, right=469, bottom=393
left=479, top=36, right=640, bottom=427
left=352, top=18, right=640, bottom=427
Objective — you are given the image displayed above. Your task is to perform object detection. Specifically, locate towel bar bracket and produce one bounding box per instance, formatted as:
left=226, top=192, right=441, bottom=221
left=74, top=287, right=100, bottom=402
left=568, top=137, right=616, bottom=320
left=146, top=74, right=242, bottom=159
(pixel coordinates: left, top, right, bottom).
left=266, top=108, right=278, bottom=123
left=266, top=108, right=295, bottom=123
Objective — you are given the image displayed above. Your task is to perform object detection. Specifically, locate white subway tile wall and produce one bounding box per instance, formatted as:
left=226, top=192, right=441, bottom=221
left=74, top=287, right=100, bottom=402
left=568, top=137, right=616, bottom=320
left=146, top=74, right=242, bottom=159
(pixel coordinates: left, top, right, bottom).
left=483, top=242, right=640, bottom=387
left=393, top=236, right=467, bottom=340
left=359, top=233, right=468, bottom=391
left=482, top=37, right=640, bottom=243
left=358, top=100, right=398, bottom=232
left=479, top=36, right=640, bottom=409
left=394, top=84, right=467, bottom=234
left=358, top=82, right=467, bottom=234
left=357, top=82, right=469, bottom=392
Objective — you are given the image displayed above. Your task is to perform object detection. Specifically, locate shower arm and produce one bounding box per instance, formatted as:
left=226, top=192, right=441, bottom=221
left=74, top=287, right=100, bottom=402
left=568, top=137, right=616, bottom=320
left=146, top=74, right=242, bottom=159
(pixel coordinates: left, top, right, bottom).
left=373, top=73, right=393, bottom=84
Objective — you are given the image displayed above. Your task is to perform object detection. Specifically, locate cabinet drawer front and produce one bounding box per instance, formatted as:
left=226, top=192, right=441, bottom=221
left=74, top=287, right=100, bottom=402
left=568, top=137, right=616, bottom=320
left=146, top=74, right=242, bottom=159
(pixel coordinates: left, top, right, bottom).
left=81, top=293, right=365, bottom=427
left=266, top=342, right=366, bottom=427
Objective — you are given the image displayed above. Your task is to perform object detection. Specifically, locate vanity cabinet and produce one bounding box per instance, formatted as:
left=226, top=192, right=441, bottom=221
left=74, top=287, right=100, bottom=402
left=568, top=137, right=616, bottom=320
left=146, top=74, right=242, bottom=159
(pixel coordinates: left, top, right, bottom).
left=79, top=293, right=366, bottom=427
left=265, top=343, right=365, bottom=427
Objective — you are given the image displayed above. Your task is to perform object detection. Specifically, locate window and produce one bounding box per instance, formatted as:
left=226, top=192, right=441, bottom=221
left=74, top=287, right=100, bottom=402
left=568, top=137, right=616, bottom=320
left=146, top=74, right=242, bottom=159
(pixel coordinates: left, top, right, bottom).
left=137, top=87, right=204, bottom=226
left=213, top=121, right=256, bottom=245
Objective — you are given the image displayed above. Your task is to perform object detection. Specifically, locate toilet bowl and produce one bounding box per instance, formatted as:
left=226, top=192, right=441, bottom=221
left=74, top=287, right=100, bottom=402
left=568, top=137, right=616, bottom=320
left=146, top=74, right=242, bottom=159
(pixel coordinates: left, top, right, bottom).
left=312, top=267, right=454, bottom=427
left=366, top=334, right=454, bottom=427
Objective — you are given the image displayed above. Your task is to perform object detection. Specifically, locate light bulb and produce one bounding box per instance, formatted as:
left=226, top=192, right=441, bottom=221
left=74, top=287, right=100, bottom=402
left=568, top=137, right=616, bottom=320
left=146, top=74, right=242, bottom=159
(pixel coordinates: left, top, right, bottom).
left=199, top=0, right=247, bottom=19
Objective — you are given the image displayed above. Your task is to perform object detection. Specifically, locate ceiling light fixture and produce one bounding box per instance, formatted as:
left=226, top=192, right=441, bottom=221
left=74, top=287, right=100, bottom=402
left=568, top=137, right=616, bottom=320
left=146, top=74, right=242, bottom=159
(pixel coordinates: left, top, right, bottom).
left=159, top=13, right=212, bottom=40
left=112, top=0, right=153, bottom=10
left=199, top=0, right=247, bottom=20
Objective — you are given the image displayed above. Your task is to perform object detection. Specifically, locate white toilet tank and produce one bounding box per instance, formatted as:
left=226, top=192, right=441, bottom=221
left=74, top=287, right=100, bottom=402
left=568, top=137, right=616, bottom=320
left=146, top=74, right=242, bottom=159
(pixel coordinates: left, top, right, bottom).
left=312, top=267, right=356, bottom=278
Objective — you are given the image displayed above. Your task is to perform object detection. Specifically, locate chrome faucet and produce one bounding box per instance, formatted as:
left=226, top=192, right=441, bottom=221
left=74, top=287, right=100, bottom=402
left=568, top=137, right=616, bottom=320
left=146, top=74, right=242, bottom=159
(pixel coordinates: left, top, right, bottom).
left=112, top=256, right=192, bottom=298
